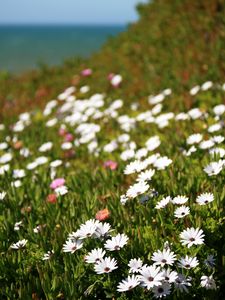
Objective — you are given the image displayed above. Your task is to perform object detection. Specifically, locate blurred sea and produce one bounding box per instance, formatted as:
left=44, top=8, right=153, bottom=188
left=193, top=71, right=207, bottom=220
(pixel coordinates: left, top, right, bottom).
left=0, top=25, right=125, bottom=73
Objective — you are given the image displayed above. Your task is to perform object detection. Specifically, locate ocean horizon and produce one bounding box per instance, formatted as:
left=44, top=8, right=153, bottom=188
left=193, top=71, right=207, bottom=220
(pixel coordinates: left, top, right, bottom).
left=0, top=24, right=126, bottom=73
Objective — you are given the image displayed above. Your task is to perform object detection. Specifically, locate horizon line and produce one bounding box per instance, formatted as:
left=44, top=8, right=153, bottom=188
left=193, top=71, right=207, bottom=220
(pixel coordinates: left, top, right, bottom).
left=0, top=22, right=129, bottom=26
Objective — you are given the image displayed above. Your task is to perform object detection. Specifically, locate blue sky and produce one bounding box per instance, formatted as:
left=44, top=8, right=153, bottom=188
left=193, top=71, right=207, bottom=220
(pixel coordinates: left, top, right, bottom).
left=0, top=0, right=147, bottom=25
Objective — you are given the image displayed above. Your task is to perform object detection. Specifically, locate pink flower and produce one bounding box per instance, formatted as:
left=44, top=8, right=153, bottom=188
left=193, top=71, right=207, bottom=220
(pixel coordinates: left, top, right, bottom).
left=95, top=208, right=110, bottom=221
left=81, top=68, right=92, bottom=77
left=110, top=74, right=122, bottom=88
left=103, top=160, right=118, bottom=170
left=107, top=73, right=115, bottom=81
left=50, top=178, right=65, bottom=189
left=58, top=128, right=67, bottom=137
left=64, top=133, right=74, bottom=142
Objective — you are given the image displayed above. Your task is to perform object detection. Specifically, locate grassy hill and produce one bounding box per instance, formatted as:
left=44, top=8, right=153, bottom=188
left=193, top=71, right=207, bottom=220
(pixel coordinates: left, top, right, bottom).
left=0, top=0, right=225, bottom=121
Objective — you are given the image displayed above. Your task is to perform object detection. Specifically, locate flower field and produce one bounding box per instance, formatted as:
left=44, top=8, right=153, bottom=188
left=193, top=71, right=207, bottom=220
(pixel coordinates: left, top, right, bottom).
left=0, top=72, right=224, bottom=299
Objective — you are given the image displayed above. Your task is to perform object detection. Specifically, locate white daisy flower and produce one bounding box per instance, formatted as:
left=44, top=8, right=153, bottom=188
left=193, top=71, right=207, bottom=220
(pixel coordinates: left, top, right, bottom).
left=55, top=185, right=68, bottom=196
left=211, top=135, right=224, bottom=144
left=42, top=250, right=54, bottom=261
left=174, top=273, right=192, bottom=293
left=117, top=275, right=140, bottom=292
left=201, top=81, right=213, bottom=91
left=120, top=194, right=129, bottom=205
left=39, top=142, right=53, bottom=152
left=76, top=219, right=100, bottom=239
left=190, top=85, right=200, bottom=95
left=152, top=282, right=171, bottom=298
left=204, top=160, right=224, bottom=176
left=0, top=153, right=13, bottom=164
left=94, top=222, right=112, bottom=238
left=200, top=275, right=217, bottom=290
left=199, top=140, right=215, bottom=149
left=213, top=104, right=225, bottom=116
left=151, top=249, right=176, bottom=267
left=128, top=258, right=143, bottom=273
left=136, top=169, right=155, bottom=182
left=84, top=248, right=106, bottom=264
left=186, top=133, right=203, bottom=145
left=14, top=221, right=23, bottom=231
left=104, top=233, right=128, bottom=251
left=174, top=206, right=190, bottom=218
left=138, top=265, right=164, bottom=289
left=178, top=255, right=199, bottom=269
left=62, top=239, right=83, bottom=253
left=94, top=257, right=118, bottom=274
left=153, top=156, right=172, bottom=170
left=145, top=136, right=161, bottom=151
left=180, top=227, right=205, bottom=248
left=188, top=108, right=202, bottom=119
left=208, top=123, right=222, bottom=133
left=172, top=195, right=188, bottom=205
left=204, top=254, right=216, bottom=268
left=196, top=193, right=214, bottom=205
left=155, top=196, right=171, bottom=209
left=126, top=181, right=150, bottom=199
left=0, top=191, right=6, bottom=200
left=10, top=239, right=28, bottom=250
left=209, top=147, right=225, bottom=158
left=162, top=269, right=178, bottom=283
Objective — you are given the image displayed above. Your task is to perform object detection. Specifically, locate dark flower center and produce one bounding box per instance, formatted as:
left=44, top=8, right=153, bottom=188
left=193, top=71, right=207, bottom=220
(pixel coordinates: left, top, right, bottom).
left=148, top=277, right=154, bottom=282
left=72, top=246, right=77, bottom=251
left=128, top=285, right=133, bottom=290
left=114, top=245, right=120, bottom=250
left=104, top=267, right=110, bottom=272
left=158, top=287, right=164, bottom=293
left=185, top=264, right=190, bottom=268
left=189, top=237, right=195, bottom=242
left=161, top=259, right=167, bottom=263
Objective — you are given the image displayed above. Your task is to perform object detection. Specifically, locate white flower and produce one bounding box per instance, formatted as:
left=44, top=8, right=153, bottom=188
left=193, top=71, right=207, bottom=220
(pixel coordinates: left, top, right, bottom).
left=55, top=185, right=68, bottom=196
left=14, top=221, right=23, bottom=231
left=135, top=148, right=148, bottom=159
left=120, top=194, right=129, bottom=205
left=174, top=206, right=190, bottom=218
left=174, top=273, right=192, bottom=293
left=199, top=140, right=214, bottom=149
left=62, top=239, right=83, bottom=253
left=204, top=254, right=216, bottom=268
left=201, top=81, right=213, bottom=91
left=110, top=74, right=122, bottom=86
left=211, top=135, right=224, bottom=144
left=13, top=169, right=26, bottom=179
left=76, top=219, right=100, bottom=239
left=180, top=227, right=205, bottom=248
left=104, top=233, right=128, bottom=251
left=126, top=181, right=150, bottom=198
left=138, top=265, right=164, bottom=289
left=0, top=164, right=10, bottom=175
left=151, top=249, right=176, bottom=267
left=186, top=133, right=203, bottom=145
left=117, top=275, right=140, bottom=292
left=61, top=142, right=73, bottom=150
left=213, top=104, right=225, bottom=116
left=190, top=85, right=200, bottom=95
left=94, top=257, right=118, bottom=274
left=10, top=239, right=28, bottom=249
left=84, top=248, right=106, bottom=264
left=0, top=191, right=6, bottom=200
left=42, top=250, right=54, bottom=260
left=188, top=108, right=202, bottom=119
left=172, top=195, right=188, bottom=205
left=153, top=156, right=172, bottom=170
left=94, top=222, right=112, bottom=238
left=204, top=160, right=224, bottom=176
left=120, top=149, right=135, bottom=161
left=200, top=275, right=216, bottom=290
left=196, top=193, right=214, bottom=205
left=0, top=153, right=13, bottom=164
left=152, top=282, right=171, bottom=298
left=209, top=147, right=225, bottom=158
left=162, top=269, right=178, bottom=283
left=136, top=169, right=155, bottom=182
left=11, top=180, right=22, bottom=188
left=148, top=94, right=165, bottom=105
left=50, top=160, right=63, bottom=168
left=178, top=255, right=199, bottom=269
left=35, top=156, right=48, bottom=165
left=155, top=196, right=171, bottom=209
left=26, top=162, right=38, bottom=170
left=128, top=258, right=143, bottom=273
left=208, top=123, right=222, bottom=133
left=39, top=142, right=53, bottom=152
left=145, top=136, right=161, bottom=151
left=46, top=118, right=57, bottom=127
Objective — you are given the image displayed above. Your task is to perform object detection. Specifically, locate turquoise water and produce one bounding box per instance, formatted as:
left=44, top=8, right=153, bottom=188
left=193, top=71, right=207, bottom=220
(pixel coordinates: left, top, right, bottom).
left=0, top=25, right=125, bottom=73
